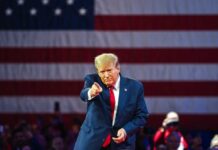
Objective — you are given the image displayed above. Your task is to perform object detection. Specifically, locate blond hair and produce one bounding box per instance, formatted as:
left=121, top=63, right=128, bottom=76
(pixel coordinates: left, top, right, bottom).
left=94, top=53, right=119, bottom=69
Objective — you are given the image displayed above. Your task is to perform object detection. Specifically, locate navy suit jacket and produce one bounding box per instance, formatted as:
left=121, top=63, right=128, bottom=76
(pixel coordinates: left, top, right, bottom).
left=74, top=74, right=149, bottom=150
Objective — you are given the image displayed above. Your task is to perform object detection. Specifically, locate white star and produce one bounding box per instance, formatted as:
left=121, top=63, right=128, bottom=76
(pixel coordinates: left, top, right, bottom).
left=79, top=8, right=87, bottom=16
left=17, top=0, right=24, bottom=5
left=5, top=8, right=13, bottom=16
left=30, top=8, right=37, bottom=16
left=54, top=8, right=62, bottom=16
left=42, top=0, right=49, bottom=5
left=66, top=0, right=74, bottom=5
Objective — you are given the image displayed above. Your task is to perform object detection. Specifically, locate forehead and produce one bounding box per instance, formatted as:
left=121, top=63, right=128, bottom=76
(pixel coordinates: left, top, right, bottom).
left=97, top=62, right=115, bottom=71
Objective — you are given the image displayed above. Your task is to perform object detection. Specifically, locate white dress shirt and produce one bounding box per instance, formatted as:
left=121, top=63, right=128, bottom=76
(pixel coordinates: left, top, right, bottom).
left=112, top=76, right=120, bottom=126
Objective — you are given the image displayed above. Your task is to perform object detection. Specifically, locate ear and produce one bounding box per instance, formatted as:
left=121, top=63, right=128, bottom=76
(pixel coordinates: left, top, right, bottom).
left=115, top=62, right=120, bottom=69
left=116, top=64, right=121, bottom=74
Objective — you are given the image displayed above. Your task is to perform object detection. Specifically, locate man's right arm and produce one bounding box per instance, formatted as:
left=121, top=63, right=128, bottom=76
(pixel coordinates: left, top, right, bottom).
left=80, top=76, right=102, bottom=102
left=88, top=82, right=103, bottom=100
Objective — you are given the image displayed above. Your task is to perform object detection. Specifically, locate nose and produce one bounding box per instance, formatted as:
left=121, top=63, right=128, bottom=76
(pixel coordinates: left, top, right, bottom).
left=104, top=71, right=110, bottom=78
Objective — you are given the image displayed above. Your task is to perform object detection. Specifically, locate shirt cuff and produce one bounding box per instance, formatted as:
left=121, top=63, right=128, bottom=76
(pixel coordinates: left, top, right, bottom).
left=88, top=88, right=94, bottom=100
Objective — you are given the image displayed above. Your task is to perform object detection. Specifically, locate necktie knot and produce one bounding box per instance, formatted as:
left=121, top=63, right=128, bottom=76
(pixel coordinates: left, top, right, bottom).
left=108, top=85, right=114, bottom=89
left=108, top=85, right=115, bottom=91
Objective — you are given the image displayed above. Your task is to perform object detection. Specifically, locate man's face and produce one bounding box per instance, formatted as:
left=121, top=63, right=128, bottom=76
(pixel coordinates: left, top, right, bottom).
left=97, top=62, right=120, bottom=87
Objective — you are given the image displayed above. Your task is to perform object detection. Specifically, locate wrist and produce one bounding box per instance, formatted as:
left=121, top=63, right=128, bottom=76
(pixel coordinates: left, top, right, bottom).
left=160, top=127, right=165, bottom=132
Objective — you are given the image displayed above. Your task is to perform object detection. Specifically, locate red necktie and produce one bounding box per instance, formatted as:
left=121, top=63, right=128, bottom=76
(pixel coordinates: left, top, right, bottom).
left=102, top=87, right=115, bottom=147
left=109, top=87, right=115, bottom=118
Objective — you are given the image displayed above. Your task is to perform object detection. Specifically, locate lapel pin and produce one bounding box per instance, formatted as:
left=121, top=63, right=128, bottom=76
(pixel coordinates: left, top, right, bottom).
left=124, top=88, right=127, bottom=92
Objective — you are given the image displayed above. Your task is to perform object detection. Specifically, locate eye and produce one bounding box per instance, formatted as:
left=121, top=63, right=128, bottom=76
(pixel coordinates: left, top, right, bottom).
left=107, top=69, right=112, bottom=73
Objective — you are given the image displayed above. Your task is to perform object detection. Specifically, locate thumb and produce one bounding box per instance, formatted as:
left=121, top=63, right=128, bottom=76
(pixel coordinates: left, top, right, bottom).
left=162, top=118, right=167, bottom=127
left=117, top=130, right=122, bottom=137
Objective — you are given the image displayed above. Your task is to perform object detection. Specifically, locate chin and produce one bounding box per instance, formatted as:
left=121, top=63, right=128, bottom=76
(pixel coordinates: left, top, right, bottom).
left=105, top=83, right=110, bottom=86
left=105, top=83, right=112, bottom=87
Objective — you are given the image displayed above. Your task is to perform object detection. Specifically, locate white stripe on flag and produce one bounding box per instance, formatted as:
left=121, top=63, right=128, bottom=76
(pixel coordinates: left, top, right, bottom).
left=1, top=64, right=218, bottom=81
left=0, top=96, right=217, bottom=114
left=0, top=96, right=86, bottom=113
left=147, top=97, right=218, bottom=114
left=95, top=0, right=218, bottom=15
left=0, top=31, right=218, bottom=48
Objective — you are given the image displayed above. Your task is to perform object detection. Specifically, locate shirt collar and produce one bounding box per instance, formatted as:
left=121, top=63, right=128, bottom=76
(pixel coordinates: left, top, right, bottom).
left=114, top=75, right=120, bottom=91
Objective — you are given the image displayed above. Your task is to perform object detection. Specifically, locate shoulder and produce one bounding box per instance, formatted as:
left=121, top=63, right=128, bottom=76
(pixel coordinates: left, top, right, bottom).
left=84, top=73, right=99, bottom=80
left=121, top=76, right=143, bottom=88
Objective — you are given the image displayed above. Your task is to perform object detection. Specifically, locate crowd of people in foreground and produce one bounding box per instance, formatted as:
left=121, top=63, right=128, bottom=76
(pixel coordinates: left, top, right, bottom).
left=0, top=111, right=217, bottom=150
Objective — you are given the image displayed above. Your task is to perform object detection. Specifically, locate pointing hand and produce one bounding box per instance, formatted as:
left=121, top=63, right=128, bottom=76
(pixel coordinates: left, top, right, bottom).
left=90, top=82, right=103, bottom=97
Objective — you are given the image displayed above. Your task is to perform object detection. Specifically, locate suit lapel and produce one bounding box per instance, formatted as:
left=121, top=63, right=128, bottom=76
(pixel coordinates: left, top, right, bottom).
left=115, top=76, right=128, bottom=125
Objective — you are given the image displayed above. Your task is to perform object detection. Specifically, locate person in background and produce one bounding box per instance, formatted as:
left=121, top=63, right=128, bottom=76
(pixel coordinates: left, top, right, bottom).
left=49, top=136, right=65, bottom=150
left=165, top=131, right=181, bottom=150
left=74, top=53, right=149, bottom=150
left=210, top=134, right=218, bottom=150
left=11, top=121, right=42, bottom=150
left=153, top=111, right=188, bottom=150
left=66, top=118, right=81, bottom=150
left=136, top=126, right=152, bottom=150
left=190, top=134, right=203, bottom=150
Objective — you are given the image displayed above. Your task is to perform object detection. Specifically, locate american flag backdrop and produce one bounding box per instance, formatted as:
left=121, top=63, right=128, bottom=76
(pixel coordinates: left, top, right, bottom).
left=0, top=0, right=218, bottom=130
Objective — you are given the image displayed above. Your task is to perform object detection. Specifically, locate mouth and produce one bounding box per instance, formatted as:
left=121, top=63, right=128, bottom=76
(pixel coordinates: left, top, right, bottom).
left=104, top=78, right=112, bottom=82
left=103, top=79, right=112, bottom=85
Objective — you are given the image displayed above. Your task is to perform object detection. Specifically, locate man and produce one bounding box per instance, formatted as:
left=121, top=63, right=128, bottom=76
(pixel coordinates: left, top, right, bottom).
left=74, top=53, right=149, bottom=150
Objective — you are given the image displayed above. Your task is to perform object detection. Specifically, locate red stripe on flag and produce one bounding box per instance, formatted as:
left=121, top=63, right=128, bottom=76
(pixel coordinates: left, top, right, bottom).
left=0, top=81, right=218, bottom=96
left=144, top=81, right=218, bottom=96
left=0, top=81, right=83, bottom=96
left=1, top=48, right=218, bottom=63
left=95, top=15, right=218, bottom=30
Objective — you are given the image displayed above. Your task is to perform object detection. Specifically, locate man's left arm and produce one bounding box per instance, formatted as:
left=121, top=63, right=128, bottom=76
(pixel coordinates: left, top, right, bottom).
left=123, top=82, right=149, bottom=136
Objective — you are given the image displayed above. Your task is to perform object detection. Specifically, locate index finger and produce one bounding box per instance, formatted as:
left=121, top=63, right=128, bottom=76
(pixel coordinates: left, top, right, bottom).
left=112, top=136, right=122, bottom=143
left=94, top=82, right=102, bottom=90
left=112, top=137, right=120, bottom=140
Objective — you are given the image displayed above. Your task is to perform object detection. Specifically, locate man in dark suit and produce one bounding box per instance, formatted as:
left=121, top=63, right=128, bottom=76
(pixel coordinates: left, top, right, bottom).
left=74, top=53, right=149, bottom=150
